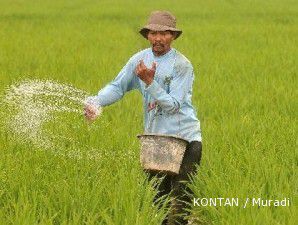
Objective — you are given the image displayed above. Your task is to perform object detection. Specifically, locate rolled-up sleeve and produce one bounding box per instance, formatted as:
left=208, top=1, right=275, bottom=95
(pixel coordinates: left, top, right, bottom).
left=145, top=64, right=194, bottom=114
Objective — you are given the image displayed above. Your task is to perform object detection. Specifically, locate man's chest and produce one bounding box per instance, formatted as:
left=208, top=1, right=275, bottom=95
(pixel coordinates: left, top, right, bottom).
left=143, top=57, right=175, bottom=88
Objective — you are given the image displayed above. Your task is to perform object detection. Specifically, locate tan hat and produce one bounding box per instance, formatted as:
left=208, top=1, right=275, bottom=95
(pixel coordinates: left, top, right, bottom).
left=139, top=11, right=182, bottom=39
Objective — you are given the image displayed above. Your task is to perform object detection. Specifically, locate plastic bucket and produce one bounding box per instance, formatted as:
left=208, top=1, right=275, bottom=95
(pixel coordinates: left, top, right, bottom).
left=137, top=134, right=188, bottom=175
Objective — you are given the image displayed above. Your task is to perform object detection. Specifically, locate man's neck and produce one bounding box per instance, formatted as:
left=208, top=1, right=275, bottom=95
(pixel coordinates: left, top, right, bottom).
left=152, top=47, right=172, bottom=57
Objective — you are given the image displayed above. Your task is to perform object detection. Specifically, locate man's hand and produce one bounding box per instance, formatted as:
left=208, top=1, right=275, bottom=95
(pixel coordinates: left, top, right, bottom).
left=135, top=60, right=156, bottom=86
left=84, top=104, right=99, bottom=122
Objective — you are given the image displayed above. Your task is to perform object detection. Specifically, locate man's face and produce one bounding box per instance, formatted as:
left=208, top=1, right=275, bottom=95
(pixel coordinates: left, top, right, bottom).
left=147, top=30, right=176, bottom=56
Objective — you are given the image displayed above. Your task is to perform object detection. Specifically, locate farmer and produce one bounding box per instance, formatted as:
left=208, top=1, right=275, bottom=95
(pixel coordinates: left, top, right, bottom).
left=84, top=10, right=202, bottom=225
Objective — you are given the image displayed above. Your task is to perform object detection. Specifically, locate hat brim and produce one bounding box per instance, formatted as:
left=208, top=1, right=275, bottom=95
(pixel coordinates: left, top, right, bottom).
left=139, top=24, right=182, bottom=40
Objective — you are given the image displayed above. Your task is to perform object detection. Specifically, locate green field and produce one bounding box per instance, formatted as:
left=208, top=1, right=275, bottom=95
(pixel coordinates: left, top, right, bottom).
left=0, top=0, right=297, bottom=224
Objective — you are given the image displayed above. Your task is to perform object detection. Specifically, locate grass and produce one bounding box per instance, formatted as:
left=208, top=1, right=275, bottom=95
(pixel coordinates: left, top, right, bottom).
left=0, top=0, right=297, bottom=224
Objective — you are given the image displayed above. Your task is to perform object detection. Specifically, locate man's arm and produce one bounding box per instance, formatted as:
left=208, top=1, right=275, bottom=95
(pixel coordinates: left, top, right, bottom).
left=84, top=59, right=138, bottom=121
left=87, top=59, right=138, bottom=107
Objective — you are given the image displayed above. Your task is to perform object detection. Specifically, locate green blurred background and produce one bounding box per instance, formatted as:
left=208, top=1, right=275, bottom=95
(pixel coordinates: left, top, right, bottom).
left=0, top=0, right=297, bottom=224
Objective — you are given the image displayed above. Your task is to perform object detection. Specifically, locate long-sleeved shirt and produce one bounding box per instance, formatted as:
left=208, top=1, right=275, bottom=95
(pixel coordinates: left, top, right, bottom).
left=87, top=48, right=202, bottom=142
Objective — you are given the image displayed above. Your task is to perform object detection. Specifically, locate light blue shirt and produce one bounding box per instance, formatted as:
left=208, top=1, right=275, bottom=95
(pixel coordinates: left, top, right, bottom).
left=87, top=48, right=202, bottom=142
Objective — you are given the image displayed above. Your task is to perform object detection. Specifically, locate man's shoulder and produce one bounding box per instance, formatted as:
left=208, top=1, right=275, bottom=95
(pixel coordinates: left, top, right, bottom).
left=174, top=49, right=193, bottom=70
left=128, top=48, right=151, bottom=63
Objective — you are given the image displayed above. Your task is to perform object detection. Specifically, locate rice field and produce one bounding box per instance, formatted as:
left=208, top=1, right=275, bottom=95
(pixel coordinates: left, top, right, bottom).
left=0, top=0, right=297, bottom=224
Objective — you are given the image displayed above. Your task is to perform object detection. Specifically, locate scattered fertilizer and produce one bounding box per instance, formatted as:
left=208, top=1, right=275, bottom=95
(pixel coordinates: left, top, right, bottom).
left=0, top=79, right=102, bottom=159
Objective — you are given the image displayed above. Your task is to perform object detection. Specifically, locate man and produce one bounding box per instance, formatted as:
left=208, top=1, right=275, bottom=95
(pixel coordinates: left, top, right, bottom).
left=84, top=10, right=202, bottom=225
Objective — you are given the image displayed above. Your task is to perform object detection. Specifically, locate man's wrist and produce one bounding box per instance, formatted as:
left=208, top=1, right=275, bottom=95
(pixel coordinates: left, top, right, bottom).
left=145, top=78, right=153, bottom=86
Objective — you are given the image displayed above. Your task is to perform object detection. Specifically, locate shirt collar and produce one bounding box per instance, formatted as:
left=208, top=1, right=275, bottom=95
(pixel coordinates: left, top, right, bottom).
left=151, top=48, right=174, bottom=61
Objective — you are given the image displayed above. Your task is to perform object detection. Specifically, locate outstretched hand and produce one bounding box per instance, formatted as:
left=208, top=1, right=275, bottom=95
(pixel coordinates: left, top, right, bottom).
left=135, top=60, right=156, bottom=86
left=84, top=104, right=99, bottom=122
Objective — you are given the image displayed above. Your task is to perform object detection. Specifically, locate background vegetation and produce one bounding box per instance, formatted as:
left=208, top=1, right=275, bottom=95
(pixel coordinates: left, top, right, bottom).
left=0, top=0, right=297, bottom=224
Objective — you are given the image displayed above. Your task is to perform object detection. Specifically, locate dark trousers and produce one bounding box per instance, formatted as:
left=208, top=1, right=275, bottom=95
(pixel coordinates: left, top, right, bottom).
left=147, top=141, right=202, bottom=225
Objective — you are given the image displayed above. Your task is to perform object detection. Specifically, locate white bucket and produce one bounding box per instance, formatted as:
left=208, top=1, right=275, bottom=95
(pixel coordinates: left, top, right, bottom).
left=137, top=134, right=188, bottom=175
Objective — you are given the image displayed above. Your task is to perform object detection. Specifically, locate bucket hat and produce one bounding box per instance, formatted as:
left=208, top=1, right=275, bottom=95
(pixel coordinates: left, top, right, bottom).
left=139, top=11, right=182, bottom=39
